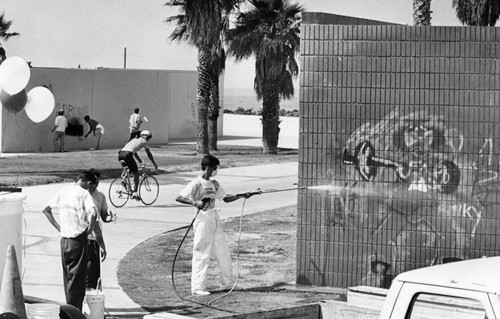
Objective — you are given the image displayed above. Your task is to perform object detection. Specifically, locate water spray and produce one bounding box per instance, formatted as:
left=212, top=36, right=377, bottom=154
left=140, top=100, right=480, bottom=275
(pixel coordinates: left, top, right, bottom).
left=171, top=183, right=358, bottom=311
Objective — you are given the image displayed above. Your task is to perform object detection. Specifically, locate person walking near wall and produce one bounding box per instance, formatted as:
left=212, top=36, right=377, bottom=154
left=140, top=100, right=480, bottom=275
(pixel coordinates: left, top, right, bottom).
left=128, top=107, right=143, bottom=140
left=86, top=169, right=115, bottom=290
left=51, top=109, right=67, bottom=152
left=42, top=171, right=100, bottom=310
left=175, top=154, right=252, bottom=296
left=84, top=115, right=105, bottom=150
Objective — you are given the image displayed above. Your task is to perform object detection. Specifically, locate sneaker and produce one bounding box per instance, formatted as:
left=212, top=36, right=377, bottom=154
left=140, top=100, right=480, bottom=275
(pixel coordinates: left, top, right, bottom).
left=192, top=290, right=211, bottom=296
left=130, top=192, right=141, bottom=200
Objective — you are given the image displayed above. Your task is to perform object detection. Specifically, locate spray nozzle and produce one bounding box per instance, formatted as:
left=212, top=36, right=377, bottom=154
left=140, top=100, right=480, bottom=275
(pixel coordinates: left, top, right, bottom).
left=198, top=197, right=212, bottom=210
left=236, top=189, right=263, bottom=199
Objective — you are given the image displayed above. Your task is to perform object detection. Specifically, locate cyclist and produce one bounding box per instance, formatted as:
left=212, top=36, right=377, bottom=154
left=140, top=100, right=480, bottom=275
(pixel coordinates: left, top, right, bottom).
left=118, top=130, right=158, bottom=199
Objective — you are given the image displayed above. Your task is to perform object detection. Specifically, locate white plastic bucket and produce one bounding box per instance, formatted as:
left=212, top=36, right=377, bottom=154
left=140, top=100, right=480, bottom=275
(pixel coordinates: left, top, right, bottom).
left=83, top=290, right=105, bottom=319
left=0, top=193, right=26, bottom=286
left=26, top=303, right=60, bottom=319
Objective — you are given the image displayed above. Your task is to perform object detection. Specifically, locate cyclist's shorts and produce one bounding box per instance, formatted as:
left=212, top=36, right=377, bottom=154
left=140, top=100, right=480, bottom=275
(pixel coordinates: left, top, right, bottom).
left=118, top=150, right=138, bottom=172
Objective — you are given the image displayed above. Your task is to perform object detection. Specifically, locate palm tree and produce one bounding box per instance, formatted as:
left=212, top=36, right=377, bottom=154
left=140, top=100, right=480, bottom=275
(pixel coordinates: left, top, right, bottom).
left=226, top=0, right=303, bottom=154
left=0, top=13, right=18, bottom=40
left=0, top=13, right=19, bottom=63
left=413, top=0, right=432, bottom=25
left=208, top=44, right=225, bottom=151
left=452, top=0, right=500, bottom=26
left=165, top=0, right=242, bottom=154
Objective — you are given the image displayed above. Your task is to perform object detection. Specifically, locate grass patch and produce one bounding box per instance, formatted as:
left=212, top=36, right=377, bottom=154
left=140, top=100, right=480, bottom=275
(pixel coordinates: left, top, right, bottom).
left=117, top=205, right=344, bottom=318
left=0, top=143, right=297, bottom=187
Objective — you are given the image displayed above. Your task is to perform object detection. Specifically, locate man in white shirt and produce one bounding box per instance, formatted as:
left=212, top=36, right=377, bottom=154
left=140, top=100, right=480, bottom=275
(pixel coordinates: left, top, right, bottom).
left=128, top=107, right=143, bottom=140
left=51, top=109, right=67, bottom=152
left=175, top=155, right=250, bottom=296
left=42, top=171, right=101, bottom=310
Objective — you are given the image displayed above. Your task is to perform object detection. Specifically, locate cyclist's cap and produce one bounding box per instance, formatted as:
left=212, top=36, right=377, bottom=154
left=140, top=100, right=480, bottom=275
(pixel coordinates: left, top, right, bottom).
left=140, top=130, right=152, bottom=138
left=201, top=154, right=220, bottom=169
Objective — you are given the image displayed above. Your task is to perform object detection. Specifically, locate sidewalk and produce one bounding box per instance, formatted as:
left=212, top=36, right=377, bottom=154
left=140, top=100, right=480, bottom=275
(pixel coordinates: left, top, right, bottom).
left=19, top=162, right=299, bottom=316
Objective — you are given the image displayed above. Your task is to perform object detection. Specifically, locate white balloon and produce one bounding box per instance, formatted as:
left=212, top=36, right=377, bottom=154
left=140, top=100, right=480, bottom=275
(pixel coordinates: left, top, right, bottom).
left=25, top=86, right=55, bottom=123
left=0, top=56, right=31, bottom=95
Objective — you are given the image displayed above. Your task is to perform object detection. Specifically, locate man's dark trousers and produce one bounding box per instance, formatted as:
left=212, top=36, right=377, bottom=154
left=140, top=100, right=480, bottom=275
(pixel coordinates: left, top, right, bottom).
left=86, top=239, right=101, bottom=290
left=61, top=232, right=88, bottom=310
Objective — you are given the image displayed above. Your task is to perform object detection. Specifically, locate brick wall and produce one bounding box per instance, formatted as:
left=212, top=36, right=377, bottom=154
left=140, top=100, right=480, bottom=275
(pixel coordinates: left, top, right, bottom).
left=298, top=14, right=500, bottom=288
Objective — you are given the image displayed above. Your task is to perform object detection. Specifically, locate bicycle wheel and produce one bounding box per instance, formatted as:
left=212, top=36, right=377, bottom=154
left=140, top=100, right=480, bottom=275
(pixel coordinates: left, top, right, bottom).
left=108, top=177, right=130, bottom=207
left=139, top=175, right=159, bottom=205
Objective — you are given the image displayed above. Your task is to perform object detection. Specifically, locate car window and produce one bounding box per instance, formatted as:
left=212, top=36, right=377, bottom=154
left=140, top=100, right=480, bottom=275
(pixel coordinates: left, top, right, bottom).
left=406, top=293, right=487, bottom=319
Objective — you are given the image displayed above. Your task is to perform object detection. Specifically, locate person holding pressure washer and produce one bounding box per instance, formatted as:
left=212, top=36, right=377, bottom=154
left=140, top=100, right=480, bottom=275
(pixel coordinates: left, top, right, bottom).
left=176, top=154, right=253, bottom=296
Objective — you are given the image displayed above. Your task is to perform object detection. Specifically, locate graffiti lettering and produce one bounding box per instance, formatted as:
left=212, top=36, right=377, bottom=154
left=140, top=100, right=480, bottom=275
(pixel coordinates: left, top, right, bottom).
left=450, top=203, right=482, bottom=237
left=474, top=138, right=498, bottom=185
left=55, top=103, right=88, bottom=119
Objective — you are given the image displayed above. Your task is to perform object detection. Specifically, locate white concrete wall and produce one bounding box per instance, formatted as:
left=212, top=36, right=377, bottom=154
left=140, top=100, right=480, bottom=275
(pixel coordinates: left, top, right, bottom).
left=222, top=113, right=299, bottom=149
left=0, top=67, right=222, bottom=153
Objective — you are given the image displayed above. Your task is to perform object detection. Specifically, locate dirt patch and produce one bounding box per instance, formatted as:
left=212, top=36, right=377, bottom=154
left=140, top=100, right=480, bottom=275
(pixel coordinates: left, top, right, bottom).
left=118, top=205, right=345, bottom=318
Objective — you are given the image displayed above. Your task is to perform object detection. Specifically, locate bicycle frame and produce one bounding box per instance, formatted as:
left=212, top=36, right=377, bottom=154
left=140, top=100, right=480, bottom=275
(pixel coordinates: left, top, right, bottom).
left=121, top=167, right=133, bottom=193
left=109, top=164, right=159, bottom=207
left=122, top=166, right=150, bottom=187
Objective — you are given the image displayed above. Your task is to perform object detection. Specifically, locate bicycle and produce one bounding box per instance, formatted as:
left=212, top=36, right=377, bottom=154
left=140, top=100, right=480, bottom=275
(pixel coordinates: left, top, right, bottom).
left=108, top=162, right=159, bottom=207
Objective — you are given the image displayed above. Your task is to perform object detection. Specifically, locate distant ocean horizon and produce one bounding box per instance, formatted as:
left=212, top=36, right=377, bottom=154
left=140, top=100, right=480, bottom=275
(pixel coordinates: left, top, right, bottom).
left=224, top=87, right=299, bottom=111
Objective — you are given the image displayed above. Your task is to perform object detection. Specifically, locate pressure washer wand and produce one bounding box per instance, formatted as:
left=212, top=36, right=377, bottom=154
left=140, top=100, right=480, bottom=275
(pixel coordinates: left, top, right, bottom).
left=235, top=185, right=306, bottom=198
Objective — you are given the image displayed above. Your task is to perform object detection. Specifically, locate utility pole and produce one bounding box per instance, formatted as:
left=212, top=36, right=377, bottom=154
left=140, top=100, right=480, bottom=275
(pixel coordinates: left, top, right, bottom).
left=124, top=47, right=127, bottom=69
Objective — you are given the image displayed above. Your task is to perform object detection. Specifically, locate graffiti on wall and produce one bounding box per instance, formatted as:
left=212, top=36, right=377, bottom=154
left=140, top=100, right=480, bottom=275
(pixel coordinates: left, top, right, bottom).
left=330, top=108, right=500, bottom=287
left=55, top=102, right=88, bottom=119
left=42, top=83, right=89, bottom=118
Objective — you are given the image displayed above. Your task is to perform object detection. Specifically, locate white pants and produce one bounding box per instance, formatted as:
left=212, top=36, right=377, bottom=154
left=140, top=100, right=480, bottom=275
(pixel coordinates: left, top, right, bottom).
left=96, top=124, right=105, bottom=135
left=191, top=209, right=233, bottom=292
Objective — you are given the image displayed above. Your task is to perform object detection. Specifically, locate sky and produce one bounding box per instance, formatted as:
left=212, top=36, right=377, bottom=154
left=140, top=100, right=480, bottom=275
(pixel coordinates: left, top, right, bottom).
left=1, top=0, right=463, bottom=90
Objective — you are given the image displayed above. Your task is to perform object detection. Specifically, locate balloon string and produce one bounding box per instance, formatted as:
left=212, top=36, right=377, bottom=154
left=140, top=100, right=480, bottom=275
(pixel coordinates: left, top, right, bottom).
left=1, top=110, right=7, bottom=146
left=14, top=113, right=20, bottom=187
left=1, top=111, right=8, bottom=160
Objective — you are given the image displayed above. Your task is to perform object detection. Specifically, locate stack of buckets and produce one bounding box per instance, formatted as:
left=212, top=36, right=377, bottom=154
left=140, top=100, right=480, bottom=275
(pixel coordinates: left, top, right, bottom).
left=0, top=193, right=25, bottom=283
left=26, top=303, right=60, bottom=319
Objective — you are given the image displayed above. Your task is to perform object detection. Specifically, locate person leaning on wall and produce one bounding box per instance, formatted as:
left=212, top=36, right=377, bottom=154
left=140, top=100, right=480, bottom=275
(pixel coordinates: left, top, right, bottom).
left=84, top=115, right=104, bottom=150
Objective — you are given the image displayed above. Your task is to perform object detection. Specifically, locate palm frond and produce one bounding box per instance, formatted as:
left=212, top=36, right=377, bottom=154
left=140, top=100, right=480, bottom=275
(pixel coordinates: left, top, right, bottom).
left=0, top=13, right=19, bottom=40
left=452, top=0, right=500, bottom=26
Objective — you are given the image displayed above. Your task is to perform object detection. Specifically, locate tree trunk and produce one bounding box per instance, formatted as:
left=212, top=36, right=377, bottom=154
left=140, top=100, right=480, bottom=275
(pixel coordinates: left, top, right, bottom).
left=261, top=81, right=280, bottom=154
left=208, top=70, right=220, bottom=151
left=413, top=0, right=432, bottom=26
left=208, top=119, right=217, bottom=151
left=196, top=49, right=211, bottom=154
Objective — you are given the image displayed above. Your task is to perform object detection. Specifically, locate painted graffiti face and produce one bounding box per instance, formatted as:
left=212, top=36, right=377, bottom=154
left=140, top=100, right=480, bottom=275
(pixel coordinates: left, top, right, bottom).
left=343, top=111, right=462, bottom=195
left=334, top=109, right=500, bottom=287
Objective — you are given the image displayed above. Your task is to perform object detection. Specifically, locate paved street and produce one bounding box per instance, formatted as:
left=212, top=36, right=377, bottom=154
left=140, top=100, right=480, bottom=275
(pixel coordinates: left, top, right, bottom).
left=19, top=161, right=299, bottom=316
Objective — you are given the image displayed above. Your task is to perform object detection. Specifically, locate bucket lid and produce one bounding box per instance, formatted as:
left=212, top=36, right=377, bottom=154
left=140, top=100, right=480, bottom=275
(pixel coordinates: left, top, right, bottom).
left=0, top=193, right=27, bottom=203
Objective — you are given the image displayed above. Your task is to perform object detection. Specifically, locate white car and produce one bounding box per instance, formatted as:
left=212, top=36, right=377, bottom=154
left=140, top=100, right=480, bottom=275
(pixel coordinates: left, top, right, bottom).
left=379, top=256, right=500, bottom=319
